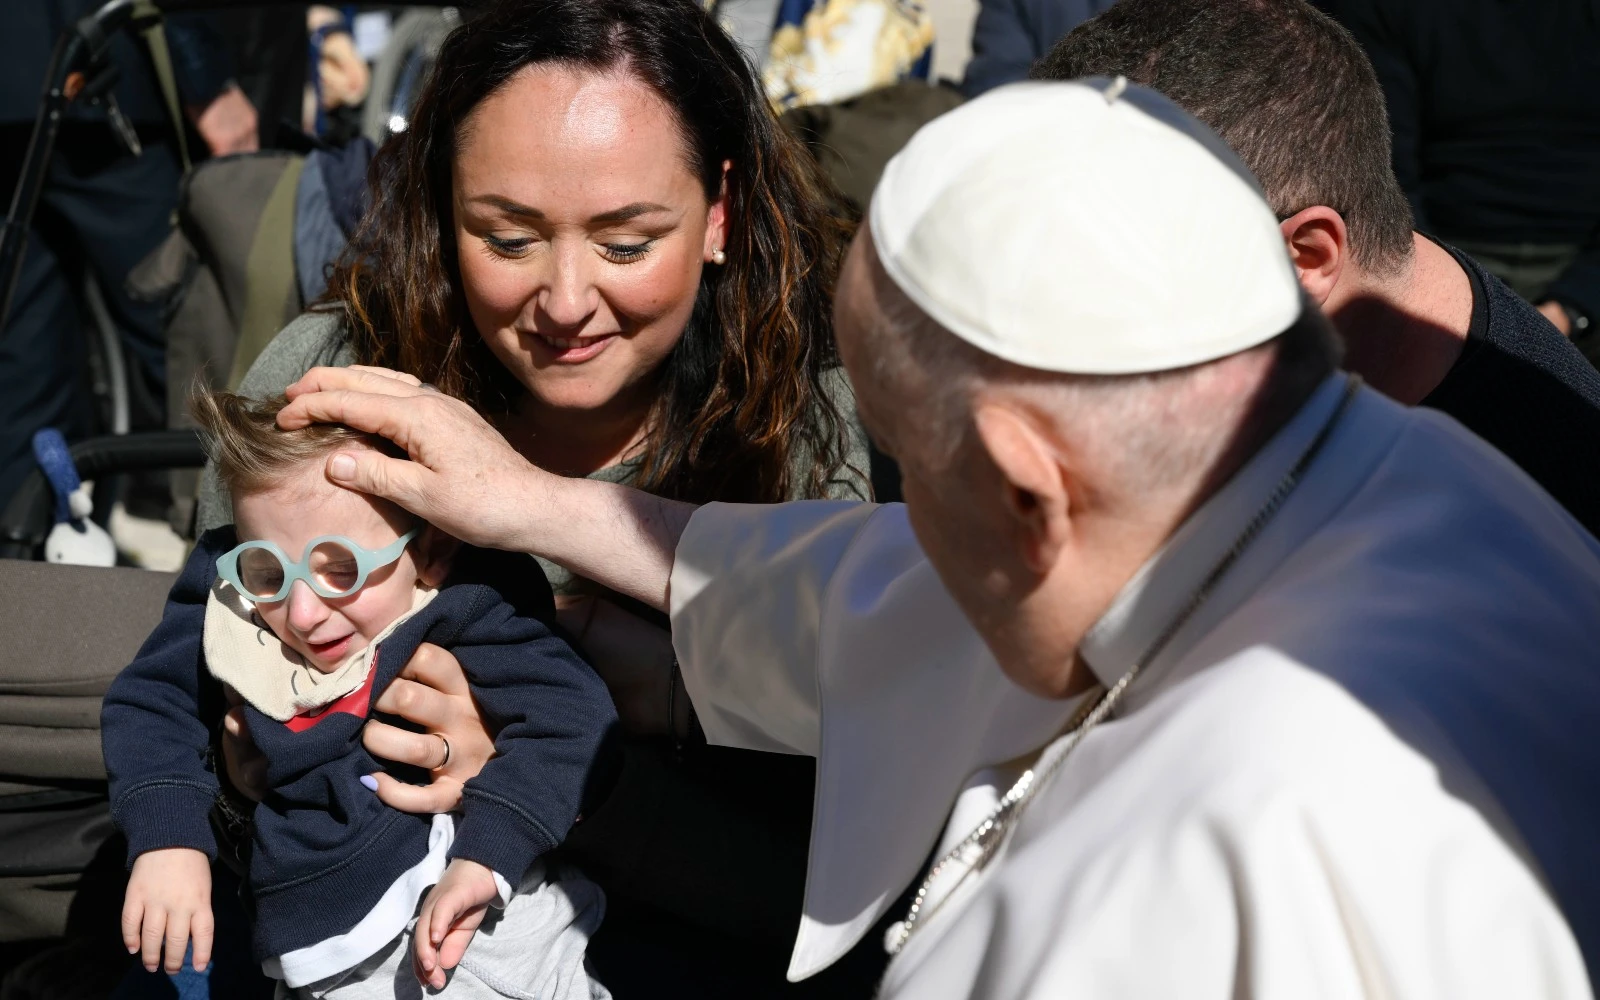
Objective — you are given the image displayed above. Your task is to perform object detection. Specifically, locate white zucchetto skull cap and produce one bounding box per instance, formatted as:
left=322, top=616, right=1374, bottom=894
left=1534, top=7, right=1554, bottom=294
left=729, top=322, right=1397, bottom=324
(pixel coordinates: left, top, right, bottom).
left=868, top=79, right=1302, bottom=374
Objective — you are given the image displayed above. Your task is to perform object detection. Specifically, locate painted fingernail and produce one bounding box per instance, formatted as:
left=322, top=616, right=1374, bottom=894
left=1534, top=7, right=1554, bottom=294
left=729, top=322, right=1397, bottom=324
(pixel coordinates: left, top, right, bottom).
left=360, top=774, right=379, bottom=791
left=329, top=454, right=356, bottom=480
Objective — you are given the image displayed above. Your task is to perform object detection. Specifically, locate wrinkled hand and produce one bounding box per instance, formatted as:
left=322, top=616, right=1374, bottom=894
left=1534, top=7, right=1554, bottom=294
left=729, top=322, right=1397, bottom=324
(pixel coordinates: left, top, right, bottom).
left=362, top=643, right=496, bottom=813
left=282, top=363, right=691, bottom=611
left=279, top=366, right=551, bottom=553
left=122, top=848, right=213, bottom=974
left=220, top=685, right=266, bottom=803
left=413, top=858, right=499, bottom=989
left=189, top=84, right=258, bottom=157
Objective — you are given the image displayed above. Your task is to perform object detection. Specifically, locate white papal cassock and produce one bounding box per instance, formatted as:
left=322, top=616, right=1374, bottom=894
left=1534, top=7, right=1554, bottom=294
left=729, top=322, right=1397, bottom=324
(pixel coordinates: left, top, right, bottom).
left=669, top=375, right=1599, bottom=999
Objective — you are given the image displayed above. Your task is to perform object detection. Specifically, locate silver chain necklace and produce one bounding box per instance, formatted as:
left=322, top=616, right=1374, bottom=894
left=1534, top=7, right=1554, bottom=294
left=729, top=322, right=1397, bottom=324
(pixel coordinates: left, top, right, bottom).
left=884, top=375, right=1362, bottom=957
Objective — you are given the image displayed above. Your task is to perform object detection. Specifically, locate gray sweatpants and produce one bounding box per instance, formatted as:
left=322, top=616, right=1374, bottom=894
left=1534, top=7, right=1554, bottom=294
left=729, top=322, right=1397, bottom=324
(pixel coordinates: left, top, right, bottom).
left=288, top=866, right=611, bottom=1000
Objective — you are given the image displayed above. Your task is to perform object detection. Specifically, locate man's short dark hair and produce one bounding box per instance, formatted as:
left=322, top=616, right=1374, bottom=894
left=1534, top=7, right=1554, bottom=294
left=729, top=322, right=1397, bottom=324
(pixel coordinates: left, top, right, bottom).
left=1033, top=0, right=1414, bottom=275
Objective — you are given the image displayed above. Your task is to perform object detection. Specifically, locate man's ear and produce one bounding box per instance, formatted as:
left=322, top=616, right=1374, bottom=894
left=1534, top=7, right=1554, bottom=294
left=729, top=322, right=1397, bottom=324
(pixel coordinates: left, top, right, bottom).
left=1279, top=206, right=1349, bottom=306
left=414, top=526, right=461, bottom=588
left=704, top=159, right=732, bottom=261
left=972, top=403, right=1071, bottom=576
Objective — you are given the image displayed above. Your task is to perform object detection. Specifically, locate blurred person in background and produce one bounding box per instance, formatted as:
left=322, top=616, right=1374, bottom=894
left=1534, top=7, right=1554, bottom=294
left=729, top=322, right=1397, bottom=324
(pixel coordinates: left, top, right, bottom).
left=1034, top=0, right=1600, bottom=539
left=305, top=5, right=371, bottom=143
left=0, top=2, right=258, bottom=511
left=216, top=4, right=310, bottom=148
left=1315, top=0, right=1600, bottom=363
left=962, top=0, right=1116, bottom=97
left=763, top=0, right=935, bottom=111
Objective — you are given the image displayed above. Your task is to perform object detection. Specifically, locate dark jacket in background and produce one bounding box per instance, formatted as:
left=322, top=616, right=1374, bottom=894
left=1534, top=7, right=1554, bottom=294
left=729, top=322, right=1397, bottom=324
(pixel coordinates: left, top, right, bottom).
left=0, top=1, right=233, bottom=125
left=1422, top=243, right=1600, bottom=538
left=102, top=529, right=619, bottom=961
left=962, top=0, right=1119, bottom=97
left=1315, top=0, right=1600, bottom=322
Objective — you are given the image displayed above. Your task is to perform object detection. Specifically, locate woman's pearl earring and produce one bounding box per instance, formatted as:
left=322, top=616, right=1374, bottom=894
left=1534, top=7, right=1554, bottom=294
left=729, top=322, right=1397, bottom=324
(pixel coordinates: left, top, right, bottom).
left=711, top=248, right=727, bottom=265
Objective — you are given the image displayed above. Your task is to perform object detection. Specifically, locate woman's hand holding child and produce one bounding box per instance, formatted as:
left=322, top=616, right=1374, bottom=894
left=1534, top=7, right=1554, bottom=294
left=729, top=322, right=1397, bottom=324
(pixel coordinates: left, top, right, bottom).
left=363, top=642, right=497, bottom=814
left=413, top=858, right=502, bottom=989
left=121, top=847, right=213, bottom=974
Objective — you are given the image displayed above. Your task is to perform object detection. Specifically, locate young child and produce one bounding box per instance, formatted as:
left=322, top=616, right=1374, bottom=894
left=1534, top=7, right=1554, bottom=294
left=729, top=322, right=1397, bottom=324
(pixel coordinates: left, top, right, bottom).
left=102, top=391, right=618, bottom=998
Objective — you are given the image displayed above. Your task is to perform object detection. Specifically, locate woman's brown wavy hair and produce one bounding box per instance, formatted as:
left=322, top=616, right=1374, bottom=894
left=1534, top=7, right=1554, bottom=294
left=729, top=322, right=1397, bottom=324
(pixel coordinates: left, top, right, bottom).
left=324, top=0, right=856, bottom=503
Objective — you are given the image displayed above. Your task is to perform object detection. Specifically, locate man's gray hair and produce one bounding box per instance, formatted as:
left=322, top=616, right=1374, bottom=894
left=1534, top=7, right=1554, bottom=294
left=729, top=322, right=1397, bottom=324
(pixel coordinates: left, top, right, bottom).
left=871, top=282, right=1340, bottom=502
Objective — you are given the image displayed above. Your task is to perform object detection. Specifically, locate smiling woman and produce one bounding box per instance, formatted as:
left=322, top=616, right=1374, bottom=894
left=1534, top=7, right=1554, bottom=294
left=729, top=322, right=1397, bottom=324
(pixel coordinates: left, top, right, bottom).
left=449, top=69, right=730, bottom=476
left=321, top=0, right=861, bottom=505
left=186, top=0, right=873, bottom=996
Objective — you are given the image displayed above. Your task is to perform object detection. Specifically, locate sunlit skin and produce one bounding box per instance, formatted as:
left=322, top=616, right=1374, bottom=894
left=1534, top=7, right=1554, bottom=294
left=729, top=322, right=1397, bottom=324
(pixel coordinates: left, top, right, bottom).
left=233, top=460, right=428, bottom=672
left=452, top=64, right=728, bottom=476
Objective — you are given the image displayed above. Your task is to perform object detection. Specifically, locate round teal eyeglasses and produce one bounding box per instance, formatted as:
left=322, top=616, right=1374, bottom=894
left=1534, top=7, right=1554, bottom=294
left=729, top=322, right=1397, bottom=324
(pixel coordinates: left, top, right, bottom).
left=216, top=529, right=420, bottom=603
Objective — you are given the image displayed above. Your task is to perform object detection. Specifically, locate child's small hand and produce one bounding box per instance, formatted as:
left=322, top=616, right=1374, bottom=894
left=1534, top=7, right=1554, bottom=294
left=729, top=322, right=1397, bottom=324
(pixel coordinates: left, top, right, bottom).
left=414, top=858, right=501, bottom=989
left=122, top=848, right=213, bottom=974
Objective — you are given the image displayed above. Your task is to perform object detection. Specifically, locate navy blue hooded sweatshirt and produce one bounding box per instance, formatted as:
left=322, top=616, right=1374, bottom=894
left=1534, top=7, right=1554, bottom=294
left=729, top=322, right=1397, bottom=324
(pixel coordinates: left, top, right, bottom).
left=101, top=528, right=619, bottom=962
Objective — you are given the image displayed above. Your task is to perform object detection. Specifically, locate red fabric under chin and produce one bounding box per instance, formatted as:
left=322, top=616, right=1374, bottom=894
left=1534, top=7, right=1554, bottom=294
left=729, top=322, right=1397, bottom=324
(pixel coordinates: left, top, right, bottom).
left=284, top=650, right=378, bottom=732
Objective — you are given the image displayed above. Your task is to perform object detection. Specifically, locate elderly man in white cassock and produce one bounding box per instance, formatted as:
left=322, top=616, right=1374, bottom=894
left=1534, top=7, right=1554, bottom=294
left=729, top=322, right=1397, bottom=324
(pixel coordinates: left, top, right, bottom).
left=283, top=81, right=1600, bottom=997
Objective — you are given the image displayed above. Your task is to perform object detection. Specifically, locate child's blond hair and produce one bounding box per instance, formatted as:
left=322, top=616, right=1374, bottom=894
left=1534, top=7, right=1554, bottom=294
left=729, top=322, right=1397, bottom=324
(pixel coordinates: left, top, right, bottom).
left=190, top=388, right=398, bottom=497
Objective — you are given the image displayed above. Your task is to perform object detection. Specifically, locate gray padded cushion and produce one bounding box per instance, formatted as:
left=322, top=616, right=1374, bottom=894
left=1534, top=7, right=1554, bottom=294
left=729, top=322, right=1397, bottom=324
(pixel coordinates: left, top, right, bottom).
left=0, top=561, right=176, bottom=779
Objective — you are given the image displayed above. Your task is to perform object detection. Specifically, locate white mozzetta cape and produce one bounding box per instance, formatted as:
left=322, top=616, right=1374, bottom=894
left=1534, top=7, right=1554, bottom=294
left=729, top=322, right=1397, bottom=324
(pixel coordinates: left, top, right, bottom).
left=670, top=376, right=1598, bottom=999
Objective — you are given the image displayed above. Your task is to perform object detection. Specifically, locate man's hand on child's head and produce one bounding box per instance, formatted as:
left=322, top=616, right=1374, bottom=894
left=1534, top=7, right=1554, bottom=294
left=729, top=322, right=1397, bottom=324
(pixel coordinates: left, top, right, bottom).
left=122, top=848, right=213, bottom=975
left=414, top=858, right=502, bottom=989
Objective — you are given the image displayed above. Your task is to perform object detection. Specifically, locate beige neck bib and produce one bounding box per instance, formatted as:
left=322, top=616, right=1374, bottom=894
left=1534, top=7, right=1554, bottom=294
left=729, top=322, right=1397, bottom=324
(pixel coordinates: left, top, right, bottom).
left=202, top=580, right=436, bottom=722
